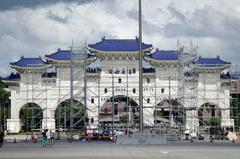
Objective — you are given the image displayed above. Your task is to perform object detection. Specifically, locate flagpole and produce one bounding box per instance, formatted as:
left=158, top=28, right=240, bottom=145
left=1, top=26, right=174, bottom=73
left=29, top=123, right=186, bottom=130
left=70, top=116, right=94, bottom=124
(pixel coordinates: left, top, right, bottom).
left=138, top=0, right=143, bottom=134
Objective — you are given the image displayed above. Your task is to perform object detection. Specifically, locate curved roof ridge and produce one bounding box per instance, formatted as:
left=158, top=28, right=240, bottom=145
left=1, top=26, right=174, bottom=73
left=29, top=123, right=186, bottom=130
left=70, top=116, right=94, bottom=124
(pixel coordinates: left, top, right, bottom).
left=88, top=37, right=152, bottom=52
left=196, top=55, right=231, bottom=67
left=145, top=49, right=178, bottom=61
left=10, top=56, right=46, bottom=68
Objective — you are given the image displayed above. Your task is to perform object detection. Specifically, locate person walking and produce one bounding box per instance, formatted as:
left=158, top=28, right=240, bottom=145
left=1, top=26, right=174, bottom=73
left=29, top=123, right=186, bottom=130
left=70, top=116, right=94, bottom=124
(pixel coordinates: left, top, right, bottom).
left=49, top=131, right=54, bottom=146
left=0, top=128, right=4, bottom=148
left=41, top=129, right=47, bottom=147
left=46, top=129, right=51, bottom=147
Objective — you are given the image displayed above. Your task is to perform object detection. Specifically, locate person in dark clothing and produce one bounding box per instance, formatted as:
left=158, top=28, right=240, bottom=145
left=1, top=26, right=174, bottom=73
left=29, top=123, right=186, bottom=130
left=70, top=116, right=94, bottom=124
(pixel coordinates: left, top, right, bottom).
left=0, top=128, right=4, bottom=148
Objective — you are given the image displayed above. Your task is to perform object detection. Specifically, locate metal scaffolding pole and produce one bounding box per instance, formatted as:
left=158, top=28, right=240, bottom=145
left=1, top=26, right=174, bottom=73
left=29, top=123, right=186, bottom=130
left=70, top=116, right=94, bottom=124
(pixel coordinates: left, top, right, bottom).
left=70, top=44, right=74, bottom=138
left=31, top=73, right=34, bottom=132
left=138, top=0, right=143, bottom=134
left=84, top=41, right=87, bottom=140
left=98, top=69, right=101, bottom=129
left=169, top=76, right=172, bottom=127
left=126, top=67, right=129, bottom=135
left=112, top=72, right=114, bottom=135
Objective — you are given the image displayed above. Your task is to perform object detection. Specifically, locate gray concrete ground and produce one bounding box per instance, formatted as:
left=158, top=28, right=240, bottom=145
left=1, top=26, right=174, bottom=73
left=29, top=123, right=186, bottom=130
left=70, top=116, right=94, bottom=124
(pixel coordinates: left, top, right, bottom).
left=0, top=140, right=240, bottom=159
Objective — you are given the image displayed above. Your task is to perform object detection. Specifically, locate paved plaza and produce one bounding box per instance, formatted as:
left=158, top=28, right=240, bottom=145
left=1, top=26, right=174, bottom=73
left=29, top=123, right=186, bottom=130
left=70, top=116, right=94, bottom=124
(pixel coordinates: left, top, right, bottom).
left=0, top=141, right=239, bottom=159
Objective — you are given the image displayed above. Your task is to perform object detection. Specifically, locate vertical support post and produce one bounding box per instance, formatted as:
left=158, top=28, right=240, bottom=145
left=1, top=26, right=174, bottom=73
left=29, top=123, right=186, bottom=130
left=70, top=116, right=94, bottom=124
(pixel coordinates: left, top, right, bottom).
left=84, top=41, right=87, bottom=140
left=70, top=43, right=74, bottom=138
left=98, top=70, right=100, bottom=129
left=58, top=68, right=61, bottom=129
left=45, top=69, right=48, bottom=129
left=31, top=73, right=34, bottom=132
left=154, top=74, right=157, bottom=127
left=169, top=76, right=172, bottom=127
left=64, top=103, right=66, bottom=130
left=112, top=72, right=114, bottom=135
left=138, top=0, right=143, bottom=134
left=126, top=67, right=129, bottom=135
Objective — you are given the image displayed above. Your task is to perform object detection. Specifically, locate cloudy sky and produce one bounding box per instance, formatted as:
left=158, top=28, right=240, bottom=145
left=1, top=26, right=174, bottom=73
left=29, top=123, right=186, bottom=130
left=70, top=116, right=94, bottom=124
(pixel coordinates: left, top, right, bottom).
left=0, top=0, right=240, bottom=76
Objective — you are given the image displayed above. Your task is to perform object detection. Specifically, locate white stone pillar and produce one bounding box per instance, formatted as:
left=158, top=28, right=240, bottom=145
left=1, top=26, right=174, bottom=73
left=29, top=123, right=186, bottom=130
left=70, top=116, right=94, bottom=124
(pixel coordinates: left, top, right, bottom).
left=7, top=91, right=21, bottom=133
left=185, top=109, right=199, bottom=132
left=143, top=107, right=154, bottom=126
left=42, top=107, right=56, bottom=131
left=42, top=118, right=56, bottom=131
left=221, top=109, right=234, bottom=127
left=7, top=119, right=21, bottom=133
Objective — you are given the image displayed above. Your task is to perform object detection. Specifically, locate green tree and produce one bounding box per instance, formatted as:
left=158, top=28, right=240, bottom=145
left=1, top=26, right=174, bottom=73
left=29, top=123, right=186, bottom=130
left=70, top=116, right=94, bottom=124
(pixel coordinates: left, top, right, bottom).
left=209, top=117, right=220, bottom=126
left=0, top=79, right=10, bottom=129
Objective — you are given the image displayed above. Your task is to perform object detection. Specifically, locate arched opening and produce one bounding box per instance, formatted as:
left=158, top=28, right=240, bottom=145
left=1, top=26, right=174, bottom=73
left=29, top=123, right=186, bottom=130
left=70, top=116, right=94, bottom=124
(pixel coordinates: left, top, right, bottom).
left=99, top=95, right=139, bottom=129
left=55, top=99, right=85, bottom=131
left=154, top=99, right=185, bottom=127
left=198, top=103, right=221, bottom=127
left=19, top=103, right=43, bottom=132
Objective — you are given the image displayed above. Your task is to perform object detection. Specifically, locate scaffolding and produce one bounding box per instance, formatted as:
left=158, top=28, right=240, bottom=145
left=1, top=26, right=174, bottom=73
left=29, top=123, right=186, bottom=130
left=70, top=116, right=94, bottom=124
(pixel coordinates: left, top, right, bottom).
left=4, top=42, right=239, bottom=138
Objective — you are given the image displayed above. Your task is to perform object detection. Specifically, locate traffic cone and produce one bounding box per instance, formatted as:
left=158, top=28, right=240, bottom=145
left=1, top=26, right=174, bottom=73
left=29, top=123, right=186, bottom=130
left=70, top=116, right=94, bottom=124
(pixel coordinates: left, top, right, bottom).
left=13, top=137, right=17, bottom=143
left=232, top=138, right=235, bottom=143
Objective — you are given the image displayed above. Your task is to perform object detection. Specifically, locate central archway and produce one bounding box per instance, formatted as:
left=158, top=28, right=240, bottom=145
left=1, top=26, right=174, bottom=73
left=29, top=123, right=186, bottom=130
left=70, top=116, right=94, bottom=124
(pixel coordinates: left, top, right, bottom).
left=99, top=95, right=139, bottom=129
left=19, top=103, right=43, bottom=132
left=55, top=99, right=85, bottom=131
left=154, top=99, right=185, bottom=127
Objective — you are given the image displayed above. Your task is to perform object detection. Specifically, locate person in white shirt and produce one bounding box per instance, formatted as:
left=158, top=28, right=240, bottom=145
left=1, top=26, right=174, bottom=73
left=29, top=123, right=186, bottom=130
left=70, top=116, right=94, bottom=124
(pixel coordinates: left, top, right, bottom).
left=46, top=130, right=51, bottom=146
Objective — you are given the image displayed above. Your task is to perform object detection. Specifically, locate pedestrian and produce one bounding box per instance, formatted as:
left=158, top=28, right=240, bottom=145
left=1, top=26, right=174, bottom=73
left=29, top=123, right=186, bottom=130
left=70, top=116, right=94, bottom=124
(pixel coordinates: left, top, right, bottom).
left=41, top=129, right=47, bottom=147
left=0, top=128, right=4, bottom=148
left=46, top=129, right=51, bottom=147
left=50, top=131, right=54, bottom=146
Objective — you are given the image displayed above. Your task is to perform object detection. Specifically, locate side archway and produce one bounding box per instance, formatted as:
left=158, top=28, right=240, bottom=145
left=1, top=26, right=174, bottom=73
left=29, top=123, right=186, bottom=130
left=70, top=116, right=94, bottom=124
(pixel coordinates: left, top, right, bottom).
left=19, top=103, right=43, bottom=132
left=198, top=103, right=221, bottom=126
left=55, top=99, right=85, bottom=131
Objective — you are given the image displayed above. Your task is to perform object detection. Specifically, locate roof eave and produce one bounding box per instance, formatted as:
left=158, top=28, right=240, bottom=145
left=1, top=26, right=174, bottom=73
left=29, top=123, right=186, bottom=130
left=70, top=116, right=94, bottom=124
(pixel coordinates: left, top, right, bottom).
left=145, top=56, right=178, bottom=63
left=88, top=47, right=152, bottom=53
left=10, top=64, right=51, bottom=70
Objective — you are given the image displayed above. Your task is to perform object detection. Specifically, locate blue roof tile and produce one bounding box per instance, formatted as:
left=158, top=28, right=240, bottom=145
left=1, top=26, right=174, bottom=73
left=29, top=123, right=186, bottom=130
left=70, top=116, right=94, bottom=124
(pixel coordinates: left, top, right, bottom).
left=196, top=56, right=230, bottom=67
left=145, top=50, right=178, bottom=61
left=45, top=49, right=70, bottom=61
left=10, top=57, right=46, bottom=67
left=88, top=37, right=152, bottom=52
left=45, top=49, right=94, bottom=61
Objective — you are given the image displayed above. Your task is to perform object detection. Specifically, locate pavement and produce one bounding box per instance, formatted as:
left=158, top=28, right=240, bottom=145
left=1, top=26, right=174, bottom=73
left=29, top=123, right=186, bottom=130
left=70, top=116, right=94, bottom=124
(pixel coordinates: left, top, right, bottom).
left=0, top=140, right=240, bottom=159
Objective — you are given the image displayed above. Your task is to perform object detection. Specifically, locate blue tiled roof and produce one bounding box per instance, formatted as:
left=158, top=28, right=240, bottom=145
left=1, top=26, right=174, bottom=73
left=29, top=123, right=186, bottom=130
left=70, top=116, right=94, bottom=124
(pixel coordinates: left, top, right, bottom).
left=10, top=57, right=46, bottom=67
left=45, top=49, right=70, bottom=61
left=2, top=72, right=20, bottom=81
left=88, top=37, right=152, bottom=52
left=45, top=49, right=94, bottom=61
left=196, top=56, right=230, bottom=67
left=145, top=50, right=178, bottom=60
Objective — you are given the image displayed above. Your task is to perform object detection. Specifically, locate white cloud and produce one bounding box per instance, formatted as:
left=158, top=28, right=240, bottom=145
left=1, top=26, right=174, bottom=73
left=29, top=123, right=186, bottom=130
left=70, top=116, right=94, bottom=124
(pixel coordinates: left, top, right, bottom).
left=0, top=0, right=240, bottom=76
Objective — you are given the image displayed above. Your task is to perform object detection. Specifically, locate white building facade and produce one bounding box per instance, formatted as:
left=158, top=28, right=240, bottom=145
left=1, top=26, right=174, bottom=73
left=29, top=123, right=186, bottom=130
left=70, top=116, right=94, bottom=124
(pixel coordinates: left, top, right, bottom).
left=3, top=37, right=234, bottom=133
